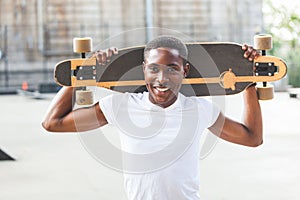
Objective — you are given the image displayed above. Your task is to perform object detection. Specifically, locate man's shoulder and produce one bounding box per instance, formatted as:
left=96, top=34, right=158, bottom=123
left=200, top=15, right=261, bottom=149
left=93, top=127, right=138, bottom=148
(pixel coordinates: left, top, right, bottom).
left=101, top=91, right=147, bottom=99
left=128, top=92, right=148, bottom=99
left=181, top=94, right=213, bottom=106
left=99, top=92, right=148, bottom=107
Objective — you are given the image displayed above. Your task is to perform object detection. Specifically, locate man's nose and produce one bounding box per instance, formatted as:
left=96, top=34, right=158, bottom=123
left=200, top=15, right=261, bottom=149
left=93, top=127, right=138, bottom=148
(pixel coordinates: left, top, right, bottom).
left=157, top=70, right=169, bottom=84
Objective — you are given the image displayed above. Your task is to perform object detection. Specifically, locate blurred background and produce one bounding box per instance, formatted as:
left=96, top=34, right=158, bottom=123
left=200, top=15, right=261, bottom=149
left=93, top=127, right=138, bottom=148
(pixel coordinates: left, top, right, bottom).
left=1, top=0, right=298, bottom=93
left=1, top=1, right=300, bottom=200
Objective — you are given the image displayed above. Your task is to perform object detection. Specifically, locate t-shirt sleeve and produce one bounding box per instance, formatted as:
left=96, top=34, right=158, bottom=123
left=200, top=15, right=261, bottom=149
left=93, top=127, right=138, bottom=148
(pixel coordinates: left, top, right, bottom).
left=98, top=94, right=114, bottom=125
left=198, top=98, right=221, bottom=128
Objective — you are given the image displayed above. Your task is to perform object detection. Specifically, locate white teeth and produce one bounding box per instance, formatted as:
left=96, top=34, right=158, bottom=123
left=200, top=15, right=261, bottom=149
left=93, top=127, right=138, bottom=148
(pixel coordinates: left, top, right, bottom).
left=156, top=87, right=169, bottom=92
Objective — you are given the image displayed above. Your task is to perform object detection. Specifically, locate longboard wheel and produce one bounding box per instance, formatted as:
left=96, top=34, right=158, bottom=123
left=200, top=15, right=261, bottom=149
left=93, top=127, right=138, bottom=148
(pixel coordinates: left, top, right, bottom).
left=254, top=34, right=272, bottom=50
left=256, top=84, right=274, bottom=100
left=73, top=37, right=92, bottom=53
left=76, top=90, right=94, bottom=105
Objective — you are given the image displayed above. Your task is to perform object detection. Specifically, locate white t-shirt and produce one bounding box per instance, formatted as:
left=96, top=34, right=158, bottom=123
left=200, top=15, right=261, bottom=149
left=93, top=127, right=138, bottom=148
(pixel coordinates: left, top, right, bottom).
left=99, top=92, right=220, bottom=200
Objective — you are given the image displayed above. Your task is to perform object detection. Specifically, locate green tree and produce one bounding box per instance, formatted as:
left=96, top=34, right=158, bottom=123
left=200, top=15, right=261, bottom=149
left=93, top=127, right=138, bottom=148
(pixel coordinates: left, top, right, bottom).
left=263, top=0, right=300, bottom=87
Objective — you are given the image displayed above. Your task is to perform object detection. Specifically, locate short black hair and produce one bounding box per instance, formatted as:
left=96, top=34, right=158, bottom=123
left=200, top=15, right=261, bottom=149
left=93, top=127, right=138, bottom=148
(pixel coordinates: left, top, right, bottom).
left=144, top=36, right=188, bottom=62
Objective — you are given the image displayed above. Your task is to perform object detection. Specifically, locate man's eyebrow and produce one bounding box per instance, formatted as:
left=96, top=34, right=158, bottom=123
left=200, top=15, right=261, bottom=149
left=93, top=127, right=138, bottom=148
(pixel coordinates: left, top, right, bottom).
left=145, top=62, right=180, bottom=68
left=166, top=62, right=180, bottom=67
left=146, top=63, right=160, bottom=67
left=167, top=63, right=180, bottom=67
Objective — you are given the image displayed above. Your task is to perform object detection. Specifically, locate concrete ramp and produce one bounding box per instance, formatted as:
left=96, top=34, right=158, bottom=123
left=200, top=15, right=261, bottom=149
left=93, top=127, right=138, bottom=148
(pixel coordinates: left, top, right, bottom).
left=0, top=148, right=15, bottom=161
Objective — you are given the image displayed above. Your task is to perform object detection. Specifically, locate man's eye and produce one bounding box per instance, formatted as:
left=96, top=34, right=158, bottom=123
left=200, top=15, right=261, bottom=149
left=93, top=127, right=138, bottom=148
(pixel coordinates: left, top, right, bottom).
left=149, top=66, right=159, bottom=73
left=167, top=67, right=175, bottom=72
left=167, top=67, right=178, bottom=73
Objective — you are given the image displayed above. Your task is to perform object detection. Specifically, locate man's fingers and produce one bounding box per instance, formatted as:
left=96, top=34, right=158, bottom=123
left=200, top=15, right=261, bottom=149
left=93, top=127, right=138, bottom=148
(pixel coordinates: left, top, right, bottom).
left=107, top=47, right=118, bottom=59
left=247, top=49, right=260, bottom=61
left=242, top=43, right=248, bottom=50
left=95, top=47, right=118, bottom=64
left=243, top=45, right=260, bottom=61
left=95, top=50, right=107, bottom=65
left=250, top=50, right=259, bottom=61
left=106, top=49, right=112, bottom=58
left=102, top=51, right=108, bottom=64
left=242, top=43, right=261, bottom=62
left=109, top=47, right=118, bottom=55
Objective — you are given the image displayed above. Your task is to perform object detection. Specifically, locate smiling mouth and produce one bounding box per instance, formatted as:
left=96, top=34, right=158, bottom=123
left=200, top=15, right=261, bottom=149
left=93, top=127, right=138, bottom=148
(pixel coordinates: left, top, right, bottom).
left=156, top=87, right=169, bottom=92
left=153, top=86, right=170, bottom=92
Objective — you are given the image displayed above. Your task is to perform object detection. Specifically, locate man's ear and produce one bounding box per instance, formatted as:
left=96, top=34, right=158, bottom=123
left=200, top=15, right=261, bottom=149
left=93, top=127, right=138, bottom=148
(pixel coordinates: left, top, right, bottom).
left=184, top=63, right=190, bottom=77
left=142, top=61, right=146, bottom=71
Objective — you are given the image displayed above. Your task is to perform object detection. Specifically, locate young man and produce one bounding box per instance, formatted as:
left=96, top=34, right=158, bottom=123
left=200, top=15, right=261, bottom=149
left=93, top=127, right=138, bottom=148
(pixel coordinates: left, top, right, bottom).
left=42, top=36, right=262, bottom=200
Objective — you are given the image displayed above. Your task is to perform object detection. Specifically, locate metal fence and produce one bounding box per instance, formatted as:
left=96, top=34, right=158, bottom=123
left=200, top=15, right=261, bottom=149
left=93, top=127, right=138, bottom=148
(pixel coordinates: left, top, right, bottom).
left=0, top=25, right=54, bottom=92
left=0, top=24, right=113, bottom=93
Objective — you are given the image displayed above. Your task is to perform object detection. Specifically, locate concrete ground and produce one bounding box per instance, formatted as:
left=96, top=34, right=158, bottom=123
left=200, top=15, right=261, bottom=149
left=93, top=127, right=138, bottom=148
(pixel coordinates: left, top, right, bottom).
left=0, top=91, right=300, bottom=200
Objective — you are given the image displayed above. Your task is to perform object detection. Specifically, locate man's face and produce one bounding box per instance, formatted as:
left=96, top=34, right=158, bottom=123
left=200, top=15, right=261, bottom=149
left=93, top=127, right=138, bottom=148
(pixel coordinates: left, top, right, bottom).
left=143, top=48, right=189, bottom=108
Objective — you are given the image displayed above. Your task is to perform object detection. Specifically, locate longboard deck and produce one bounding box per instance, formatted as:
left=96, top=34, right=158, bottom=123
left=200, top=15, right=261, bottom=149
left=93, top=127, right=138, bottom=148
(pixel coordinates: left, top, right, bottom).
left=55, top=43, right=287, bottom=97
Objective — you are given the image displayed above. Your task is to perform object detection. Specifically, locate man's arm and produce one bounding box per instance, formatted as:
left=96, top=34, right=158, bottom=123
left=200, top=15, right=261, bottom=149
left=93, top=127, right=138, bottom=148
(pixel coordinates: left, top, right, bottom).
left=208, top=85, right=263, bottom=147
left=42, top=47, right=118, bottom=133
left=208, top=44, right=262, bottom=147
left=42, top=87, right=108, bottom=132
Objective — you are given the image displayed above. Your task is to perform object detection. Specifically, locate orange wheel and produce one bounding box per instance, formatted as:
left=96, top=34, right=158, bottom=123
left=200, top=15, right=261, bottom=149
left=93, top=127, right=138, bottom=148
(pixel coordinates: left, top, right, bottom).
left=254, top=34, right=272, bottom=50
left=256, top=84, right=274, bottom=100
left=73, top=37, right=92, bottom=53
left=76, top=90, right=94, bottom=105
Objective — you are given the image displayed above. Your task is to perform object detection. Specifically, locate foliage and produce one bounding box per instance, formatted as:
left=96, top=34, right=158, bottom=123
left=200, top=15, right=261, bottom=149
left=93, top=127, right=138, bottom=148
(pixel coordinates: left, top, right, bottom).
left=263, top=0, right=300, bottom=87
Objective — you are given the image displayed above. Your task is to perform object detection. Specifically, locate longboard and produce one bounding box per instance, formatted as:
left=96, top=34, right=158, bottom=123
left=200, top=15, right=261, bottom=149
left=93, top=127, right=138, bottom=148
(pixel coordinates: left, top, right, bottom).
left=55, top=42, right=287, bottom=97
